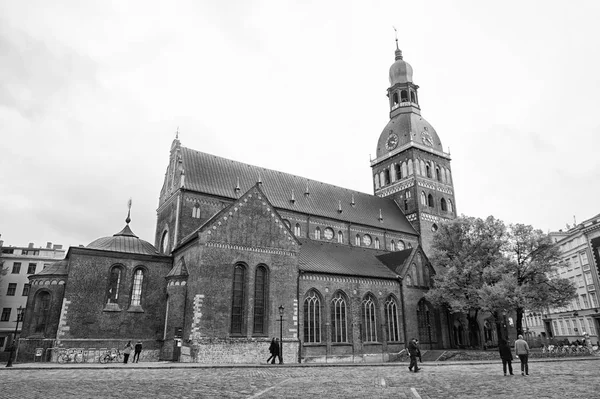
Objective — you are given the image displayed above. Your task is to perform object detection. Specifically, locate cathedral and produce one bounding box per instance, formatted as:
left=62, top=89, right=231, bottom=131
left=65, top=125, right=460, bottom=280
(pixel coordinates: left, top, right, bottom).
left=18, top=43, right=458, bottom=363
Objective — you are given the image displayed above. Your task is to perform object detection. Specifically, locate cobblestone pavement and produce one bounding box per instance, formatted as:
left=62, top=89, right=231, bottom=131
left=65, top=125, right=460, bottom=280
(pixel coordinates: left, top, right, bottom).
left=1, top=359, right=599, bottom=398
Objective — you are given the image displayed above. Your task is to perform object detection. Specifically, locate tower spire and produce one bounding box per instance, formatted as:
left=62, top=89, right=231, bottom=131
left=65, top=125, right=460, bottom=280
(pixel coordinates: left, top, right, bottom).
left=126, top=198, right=132, bottom=224
left=393, top=26, right=402, bottom=60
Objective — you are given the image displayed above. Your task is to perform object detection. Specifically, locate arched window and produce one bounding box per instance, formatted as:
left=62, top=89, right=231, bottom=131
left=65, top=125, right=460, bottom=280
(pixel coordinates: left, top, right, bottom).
left=294, top=223, right=301, bottom=236
left=338, top=231, right=343, bottom=244
left=160, top=230, right=169, bottom=254
left=400, top=90, right=408, bottom=102
left=390, top=240, right=396, bottom=251
left=448, top=199, right=453, bottom=213
left=411, top=263, right=418, bottom=286
left=106, top=265, right=124, bottom=307
left=441, top=168, right=447, bottom=183
left=192, top=203, right=201, bottom=218
left=410, top=90, right=416, bottom=103
left=385, top=296, right=400, bottom=342
left=130, top=268, right=145, bottom=308
left=397, top=240, right=405, bottom=250
left=253, top=265, right=268, bottom=335
left=441, top=198, right=447, bottom=211
left=420, top=160, right=426, bottom=176
left=405, top=274, right=413, bottom=286
left=420, top=191, right=427, bottom=206
left=375, top=237, right=380, bottom=249
left=304, top=290, right=321, bottom=343
left=231, top=264, right=246, bottom=334
left=331, top=292, right=348, bottom=343
left=383, top=169, right=390, bottom=185
left=380, top=171, right=385, bottom=187
left=362, top=295, right=378, bottom=342
left=446, top=169, right=452, bottom=184
left=423, top=264, right=430, bottom=288
left=436, top=167, right=441, bottom=181
left=417, top=299, right=437, bottom=344
left=355, top=234, right=361, bottom=246
left=34, top=291, right=51, bottom=334
left=315, top=227, right=321, bottom=240
left=374, top=174, right=380, bottom=189
left=428, top=194, right=434, bottom=208
left=425, top=163, right=431, bottom=178
left=392, top=92, right=399, bottom=106
left=408, top=159, right=413, bottom=175
left=401, top=162, right=408, bottom=178
left=395, top=163, right=402, bottom=180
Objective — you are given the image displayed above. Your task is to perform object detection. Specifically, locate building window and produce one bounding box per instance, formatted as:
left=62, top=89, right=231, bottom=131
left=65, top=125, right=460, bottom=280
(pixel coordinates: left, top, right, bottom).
left=192, top=203, right=201, bottom=218
left=355, top=234, right=361, bottom=246
left=34, top=291, right=51, bottom=334
left=383, top=169, right=390, bottom=185
left=303, top=290, right=321, bottom=343
left=436, top=167, right=441, bottom=181
left=315, top=227, right=321, bottom=240
left=587, top=318, right=596, bottom=335
left=428, top=194, right=434, bottom=207
left=7, top=283, right=16, bottom=296
left=374, top=174, right=380, bottom=189
left=1, top=308, right=10, bottom=322
left=395, top=164, right=402, bottom=180
left=337, top=231, right=343, bottom=244
left=584, top=272, right=593, bottom=285
left=420, top=191, right=427, bottom=206
left=590, top=292, right=599, bottom=308
left=130, top=269, right=144, bottom=307
left=405, top=274, right=413, bottom=286
left=2, top=248, right=14, bottom=254
left=362, top=295, right=378, bottom=342
left=581, top=252, right=589, bottom=265
left=331, top=292, right=348, bottom=343
left=417, top=299, right=437, bottom=343
left=231, top=264, right=246, bottom=334
left=385, top=296, right=400, bottom=342
left=390, top=240, right=396, bottom=251
left=12, top=263, right=21, bottom=274
left=441, top=198, right=447, bottom=211
left=375, top=237, right=380, bottom=249
left=397, top=240, right=405, bottom=250
left=22, top=284, right=30, bottom=296
left=363, top=235, right=372, bottom=246
left=106, top=266, right=123, bottom=306
left=448, top=199, right=453, bottom=213
left=294, top=223, right=301, bottom=236
left=425, top=163, right=432, bottom=178
left=22, top=250, right=39, bottom=256
left=253, top=265, right=268, bottom=335
left=582, top=294, right=590, bottom=308
left=27, top=263, right=37, bottom=274
left=0, top=336, right=5, bottom=348
left=160, top=230, right=170, bottom=254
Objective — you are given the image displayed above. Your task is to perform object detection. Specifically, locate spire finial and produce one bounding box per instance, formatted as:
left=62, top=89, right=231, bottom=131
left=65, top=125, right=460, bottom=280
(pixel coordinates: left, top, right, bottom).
left=393, top=26, right=403, bottom=60
left=176, top=126, right=179, bottom=140
left=126, top=198, right=132, bottom=224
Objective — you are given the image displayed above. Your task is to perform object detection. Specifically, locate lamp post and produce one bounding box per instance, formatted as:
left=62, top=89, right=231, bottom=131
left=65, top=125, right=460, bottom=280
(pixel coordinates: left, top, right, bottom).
left=6, top=306, right=25, bottom=368
left=278, top=305, right=284, bottom=364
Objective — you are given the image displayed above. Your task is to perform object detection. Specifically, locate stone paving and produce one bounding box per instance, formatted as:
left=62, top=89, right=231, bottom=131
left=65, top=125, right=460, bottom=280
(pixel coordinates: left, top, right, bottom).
left=2, top=358, right=599, bottom=398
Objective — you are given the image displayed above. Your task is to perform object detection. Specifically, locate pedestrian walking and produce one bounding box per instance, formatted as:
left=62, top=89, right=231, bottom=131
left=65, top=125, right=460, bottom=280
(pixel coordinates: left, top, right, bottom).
left=123, top=341, right=133, bottom=364
left=133, top=341, right=143, bottom=363
left=408, top=338, right=421, bottom=372
left=266, top=338, right=279, bottom=364
left=514, top=334, right=530, bottom=376
left=498, top=339, right=514, bottom=376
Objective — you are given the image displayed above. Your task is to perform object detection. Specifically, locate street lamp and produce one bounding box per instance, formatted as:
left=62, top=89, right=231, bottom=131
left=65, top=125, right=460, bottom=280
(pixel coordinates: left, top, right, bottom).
left=6, top=306, right=25, bottom=368
left=278, top=305, right=284, bottom=364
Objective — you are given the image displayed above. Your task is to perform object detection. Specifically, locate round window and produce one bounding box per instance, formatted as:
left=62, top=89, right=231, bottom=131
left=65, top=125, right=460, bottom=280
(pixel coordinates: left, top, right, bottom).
left=324, top=227, right=334, bottom=240
left=363, top=234, right=372, bottom=246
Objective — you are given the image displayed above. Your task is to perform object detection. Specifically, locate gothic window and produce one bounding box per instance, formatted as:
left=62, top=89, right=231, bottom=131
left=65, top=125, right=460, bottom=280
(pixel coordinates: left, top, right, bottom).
left=420, top=191, right=427, bottom=206
left=331, top=292, right=348, bottom=343
left=446, top=169, right=452, bottom=184
left=362, top=295, right=378, bottom=342
left=380, top=171, right=385, bottom=187
left=294, top=223, right=301, bottom=236
left=405, top=274, right=413, bottom=286
left=338, top=231, right=343, bottom=244
left=428, top=194, right=434, bottom=208
left=408, top=159, right=413, bottom=175
left=402, top=162, right=408, bottom=178
left=384, top=169, right=390, bottom=185
left=411, top=263, right=418, bottom=286
left=231, top=264, right=246, bottom=335
left=374, top=174, right=380, bottom=189
left=400, top=90, right=408, bottom=102
left=436, top=167, right=441, bottom=181
left=395, top=163, right=402, bottom=180
left=441, top=168, right=447, bottom=183
left=253, top=265, right=268, bottom=335
left=390, top=240, right=396, bottom=251
left=385, top=296, right=400, bottom=342
left=406, top=190, right=411, bottom=199
left=375, top=237, right=380, bottom=249
left=192, top=203, right=201, bottom=218
left=417, top=299, right=437, bottom=343
left=355, top=234, right=361, bottom=246
left=160, top=230, right=169, bottom=254
left=426, top=163, right=432, bottom=178
left=34, top=291, right=51, bottom=334
left=130, top=268, right=145, bottom=308
left=407, top=242, right=412, bottom=248
left=441, top=198, right=447, bottom=211
left=397, top=240, right=405, bottom=250
left=304, top=290, right=322, bottom=343
left=448, top=199, right=453, bottom=213
left=315, top=227, right=321, bottom=240
left=106, top=265, right=124, bottom=306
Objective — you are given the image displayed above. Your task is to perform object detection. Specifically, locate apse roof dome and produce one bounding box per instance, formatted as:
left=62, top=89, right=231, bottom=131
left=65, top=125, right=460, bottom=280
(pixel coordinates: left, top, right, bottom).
left=86, top=214, right=160, bottom=256
left=389, top=48, right=413, bottom=86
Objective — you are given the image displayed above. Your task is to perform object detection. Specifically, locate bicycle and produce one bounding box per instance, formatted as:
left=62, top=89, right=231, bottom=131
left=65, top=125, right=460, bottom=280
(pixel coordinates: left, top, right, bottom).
left=57, top=349, right=83, bottom=364
left=99, top=349, right=122, bottom=363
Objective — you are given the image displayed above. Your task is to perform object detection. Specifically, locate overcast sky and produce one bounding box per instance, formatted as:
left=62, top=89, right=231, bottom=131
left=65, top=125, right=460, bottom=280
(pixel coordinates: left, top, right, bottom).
left=1, top=0, right=599, bottom=250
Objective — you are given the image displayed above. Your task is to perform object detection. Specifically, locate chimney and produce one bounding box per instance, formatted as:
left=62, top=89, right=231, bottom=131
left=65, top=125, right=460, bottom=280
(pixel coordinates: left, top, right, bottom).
left=53, top=244, right=63, bottom=250
left=46, top=242, right=52, bottom=249
left=28, top=242, right=34, bottom=248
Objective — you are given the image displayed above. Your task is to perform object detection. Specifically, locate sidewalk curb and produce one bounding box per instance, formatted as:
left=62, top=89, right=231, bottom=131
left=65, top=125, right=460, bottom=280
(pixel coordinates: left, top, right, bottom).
left=4, top=356, right=600, bottom=370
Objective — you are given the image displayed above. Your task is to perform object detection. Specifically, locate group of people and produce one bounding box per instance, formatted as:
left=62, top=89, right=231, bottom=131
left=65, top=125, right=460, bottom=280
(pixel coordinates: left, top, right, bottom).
left=123, top=341, right=143, bottom=364
left=498, top=335, right=530, bottom=376
left=267, top=338, right=283, bottom=364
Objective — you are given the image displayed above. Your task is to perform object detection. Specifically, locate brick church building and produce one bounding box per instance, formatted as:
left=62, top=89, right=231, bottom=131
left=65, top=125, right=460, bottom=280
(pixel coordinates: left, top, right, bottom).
left=18, top=43, right=458, bottom=363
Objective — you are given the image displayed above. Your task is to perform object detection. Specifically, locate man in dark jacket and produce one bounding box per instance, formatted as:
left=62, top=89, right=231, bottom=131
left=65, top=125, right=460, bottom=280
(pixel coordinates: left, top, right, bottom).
left=498, top=339, right=513, bottom=376
left=408, top=338, right=421, bottom=372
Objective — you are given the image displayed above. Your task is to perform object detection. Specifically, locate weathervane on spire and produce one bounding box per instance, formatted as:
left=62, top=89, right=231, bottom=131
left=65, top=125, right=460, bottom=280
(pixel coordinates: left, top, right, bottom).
left=393, top=26, right=399, bottom=50
left=176, top=126, right=179, bottom=140
left=126, top=198, right=132, bottom=224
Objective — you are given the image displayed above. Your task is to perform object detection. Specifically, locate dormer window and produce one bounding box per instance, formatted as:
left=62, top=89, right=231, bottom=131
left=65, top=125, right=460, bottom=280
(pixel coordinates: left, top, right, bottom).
left=192, top=203, right=201, bottom=218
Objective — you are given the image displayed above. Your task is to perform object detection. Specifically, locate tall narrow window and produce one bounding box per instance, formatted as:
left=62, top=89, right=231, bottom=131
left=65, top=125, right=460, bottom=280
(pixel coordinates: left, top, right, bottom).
left=417, top=299, right=437, bottom=343
left=374, top=173, right=380, bottom=189
left=385, top=296, right=400, bottom=342
left=294, top=223, right=301, bottom=236
left=420, top=191, right=427, bottom=206
left=1, top=308, right=11, bottom=322
left=106, top=266, right=123, bottom=305
left=34, top=291, right=51, bottom=334
left=384, top=169, right=390, bottom=185
left=337, top=231, right=343, bottom=244
left=22, top=284, right=31, bottom=296
left=331, top=292, right=348, bottom=343
left=355, top=234, right=361, bottom=246
left=375, top=237, right=380, bottom=249
left=253, top=266, right=267, bottom=335
left=130, top=269, right=144, bottom=307
left=428, top=194, right=434, bottom=207
left=448, top=199, right=453, bottom=213
left=390, top=240, right=396, bottom=251
left=160, top=230, right=169, bottom=254
left=441, top=198, right=447, bottom=211
left=303, top=290, right=321, bottom=343
left=362, top=295, right=377, bottom=342
left=231, top=264, right=246, bottom=334
left=395, top=164, right=402, bottom=180
left=426, top=163, right=431, bottom=178
left=315, top=227, right=321, bottom=240
left=436, top=167, right=441, bottom=181
left=192, top=203, right=201, bottom=218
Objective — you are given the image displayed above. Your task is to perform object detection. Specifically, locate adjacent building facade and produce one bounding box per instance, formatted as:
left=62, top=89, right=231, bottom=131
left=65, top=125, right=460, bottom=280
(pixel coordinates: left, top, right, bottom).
left=0, top=237, right=65, bottom=355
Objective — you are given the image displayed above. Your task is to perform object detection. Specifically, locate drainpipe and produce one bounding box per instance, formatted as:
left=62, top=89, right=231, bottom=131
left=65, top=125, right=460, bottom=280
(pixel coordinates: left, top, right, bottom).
left=398, top=275, right=408, bottom=348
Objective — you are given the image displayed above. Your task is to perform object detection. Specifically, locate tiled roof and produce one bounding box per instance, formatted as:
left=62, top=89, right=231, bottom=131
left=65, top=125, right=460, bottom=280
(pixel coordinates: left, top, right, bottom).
left=35, top=259, right=68, bottom=276
left=298, top=238, right=398, bottom=279
left=180, top=147, right=418, bottom=235
left=167, top=257, right=189, bottom=277
left=87, top=224, right=160, bottom=256
left=376, top=248, right=415, bottom=275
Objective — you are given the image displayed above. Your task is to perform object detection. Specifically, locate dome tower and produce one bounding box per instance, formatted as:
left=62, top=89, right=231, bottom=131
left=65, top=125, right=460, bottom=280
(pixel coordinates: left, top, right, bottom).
left=370, top=42, right=457, bottom=256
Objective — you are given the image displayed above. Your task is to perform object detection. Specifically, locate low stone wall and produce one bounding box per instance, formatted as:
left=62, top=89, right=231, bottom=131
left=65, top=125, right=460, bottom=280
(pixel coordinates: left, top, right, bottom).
left=186, top=337, right=300, bottom=364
